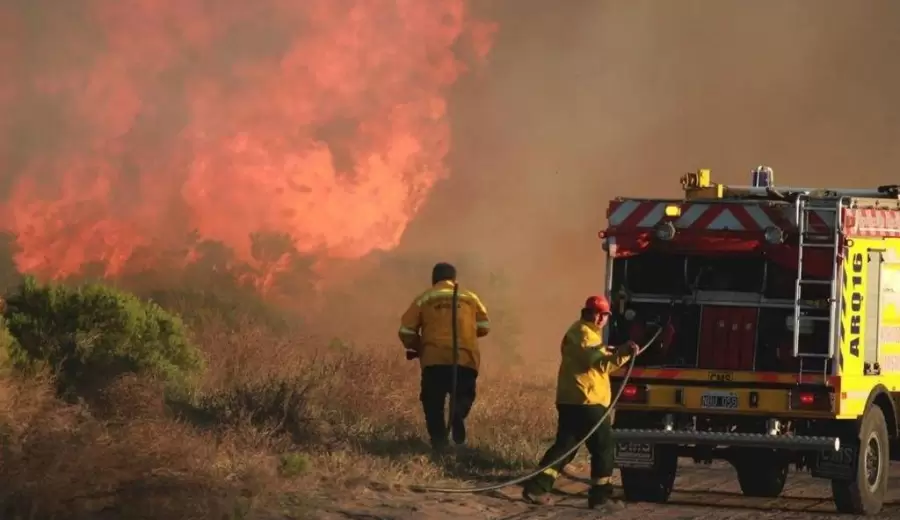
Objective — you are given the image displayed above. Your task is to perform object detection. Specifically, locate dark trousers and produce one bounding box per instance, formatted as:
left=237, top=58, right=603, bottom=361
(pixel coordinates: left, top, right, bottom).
left=526, top=404, right=615, bottom=493
left=420, top=364, right=478, bottom=445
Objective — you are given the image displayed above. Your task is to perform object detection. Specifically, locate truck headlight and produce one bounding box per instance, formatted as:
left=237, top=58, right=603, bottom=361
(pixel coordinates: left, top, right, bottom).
left=654, top=222, right=676, bottom=241
left=764, top=226, right=784, bottom=244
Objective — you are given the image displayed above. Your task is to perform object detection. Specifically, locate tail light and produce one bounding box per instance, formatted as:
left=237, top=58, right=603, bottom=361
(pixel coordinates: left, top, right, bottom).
left=617, top=383, right=648, bottom=404
left=789, top=390, right=832, bottom=412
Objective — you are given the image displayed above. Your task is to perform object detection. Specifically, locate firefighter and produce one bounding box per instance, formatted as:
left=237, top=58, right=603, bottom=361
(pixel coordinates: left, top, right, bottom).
left=521, top=295, right=638, bottom=508
left=399, top=262, right=490, bottom=452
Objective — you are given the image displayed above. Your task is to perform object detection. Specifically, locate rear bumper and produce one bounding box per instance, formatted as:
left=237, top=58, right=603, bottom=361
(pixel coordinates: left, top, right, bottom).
left=612, top=428, right=840, bottom=452
left=612, top=428, right=846, bottom=474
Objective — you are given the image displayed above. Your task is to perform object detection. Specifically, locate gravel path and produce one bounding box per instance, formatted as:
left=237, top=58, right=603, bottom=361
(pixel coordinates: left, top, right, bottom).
left=304, top=461, right=900, bottom=520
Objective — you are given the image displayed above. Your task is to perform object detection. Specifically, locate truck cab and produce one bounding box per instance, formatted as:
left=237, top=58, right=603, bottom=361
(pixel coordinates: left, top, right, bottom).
left=602, top=168, right=900, bottom=515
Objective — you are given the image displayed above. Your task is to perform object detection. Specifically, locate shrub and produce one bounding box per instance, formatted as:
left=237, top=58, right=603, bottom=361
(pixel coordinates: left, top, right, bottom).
left=2, top=276, right=204, bottom=398
left=187, top=376, right=319, bottom=445
left=278, top=452, right=311, bottom=478
left=0, top=315, right=17, bottom=371
left=0, top=373, right=268, bottom=519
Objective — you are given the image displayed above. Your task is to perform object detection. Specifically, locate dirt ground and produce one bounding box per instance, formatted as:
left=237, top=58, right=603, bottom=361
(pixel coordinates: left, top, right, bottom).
left=301, top=461, right=900, bottom=520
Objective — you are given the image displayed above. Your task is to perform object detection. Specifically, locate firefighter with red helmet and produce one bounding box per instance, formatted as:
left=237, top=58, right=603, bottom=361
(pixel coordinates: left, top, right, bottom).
left=521, top=295, right=638, bottom=508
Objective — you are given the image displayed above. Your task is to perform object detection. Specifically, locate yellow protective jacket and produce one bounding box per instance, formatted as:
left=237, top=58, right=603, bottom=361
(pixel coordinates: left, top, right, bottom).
left=555, top=320, right=632, bottom=407
left=399, top=280, right=490, bottom=372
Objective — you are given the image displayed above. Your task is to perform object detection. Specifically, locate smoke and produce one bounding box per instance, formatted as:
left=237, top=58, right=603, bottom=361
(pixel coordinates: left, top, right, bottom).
left=2, top=1, right=899, bottom=360
left=401, top=0, right=900, bottom=361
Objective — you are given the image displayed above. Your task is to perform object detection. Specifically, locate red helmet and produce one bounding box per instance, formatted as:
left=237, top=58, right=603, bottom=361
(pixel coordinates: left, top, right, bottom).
left=584, top=295, right=611, bottom=314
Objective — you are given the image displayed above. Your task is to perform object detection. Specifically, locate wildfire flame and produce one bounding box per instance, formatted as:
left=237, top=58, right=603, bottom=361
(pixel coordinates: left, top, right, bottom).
left=0, top=0, right=496, bottom=284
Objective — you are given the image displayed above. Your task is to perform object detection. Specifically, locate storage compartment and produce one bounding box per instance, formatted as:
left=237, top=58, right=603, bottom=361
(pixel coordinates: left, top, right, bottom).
left=755, top=308, right=793, bottom=371
left=763, top=259, right=830, bottom=301
left=696, top=306, right=758, bottom=371
left=755, top=307, right=832, bottom=373
left=608, top=302, right=699, bottom=368
left=615, top=253, right=768, bottom=295
left=607, top=252, right=834, bottom=373
left=617, top=253, right=688, bottom=295
left=686, top=256, right=765, bottom=293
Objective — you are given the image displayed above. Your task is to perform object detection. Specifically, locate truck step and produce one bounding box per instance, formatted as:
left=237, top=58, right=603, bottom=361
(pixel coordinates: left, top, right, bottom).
left=797, top=316, right=830, bottom=322
left=798, top=279, right=831, bottom=285
left=612, top=428, right=839, bottom=452
left=796, top=352, right=831, bottom=359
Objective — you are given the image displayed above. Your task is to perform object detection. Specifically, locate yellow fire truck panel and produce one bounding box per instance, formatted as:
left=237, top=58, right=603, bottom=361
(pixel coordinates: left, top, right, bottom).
left=835, top=236, right=900, bottom=417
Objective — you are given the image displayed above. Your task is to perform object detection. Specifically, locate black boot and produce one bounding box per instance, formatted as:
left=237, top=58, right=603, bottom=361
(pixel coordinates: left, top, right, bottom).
left=521, top=483, right=552, bottom=505
left=587, top=483, right=617, bottom=509
left=451, top=417, right=466, bottom=445
left=431, top=436, right=450, bottom=455
left=521, top=473, right=555, bottom=505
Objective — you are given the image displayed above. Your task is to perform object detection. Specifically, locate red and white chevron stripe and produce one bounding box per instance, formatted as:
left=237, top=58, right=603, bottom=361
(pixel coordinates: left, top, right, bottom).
left=606, top=201, right=834, bottom=234
left=843, top=208, right=900, bottom=237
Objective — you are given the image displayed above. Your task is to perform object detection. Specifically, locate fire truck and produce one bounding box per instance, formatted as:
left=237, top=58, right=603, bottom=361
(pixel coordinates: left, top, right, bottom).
left=603, top=167, right=900, bottom=515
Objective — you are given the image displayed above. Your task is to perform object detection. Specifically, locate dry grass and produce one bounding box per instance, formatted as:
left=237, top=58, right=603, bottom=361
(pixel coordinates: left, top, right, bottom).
left=0, top=371, right=275, bottom=519
left=0, top=312, right=560, bottom=519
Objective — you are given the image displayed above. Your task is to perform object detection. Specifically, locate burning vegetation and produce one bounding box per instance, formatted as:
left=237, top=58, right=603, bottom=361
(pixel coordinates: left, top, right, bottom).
left=0, top=0, right=496, bottom=288
left=0, top=2, right=527, bottom=518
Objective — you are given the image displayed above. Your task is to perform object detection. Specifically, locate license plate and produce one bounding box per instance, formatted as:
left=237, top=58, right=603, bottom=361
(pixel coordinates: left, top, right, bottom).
left=615, top=442, right=654, bottom=469
left=813, top=445, right=857, bottom=480
left=701, top=391, right=739, bottom=409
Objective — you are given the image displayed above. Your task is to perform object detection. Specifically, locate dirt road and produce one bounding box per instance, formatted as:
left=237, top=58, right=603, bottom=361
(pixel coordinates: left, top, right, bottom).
left=307, top=461, right=900, bottom=520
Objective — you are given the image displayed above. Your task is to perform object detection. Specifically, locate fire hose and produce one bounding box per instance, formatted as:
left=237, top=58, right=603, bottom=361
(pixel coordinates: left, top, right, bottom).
left=448, top=282, right=460, bottom=444
left=409, top=318, right=663, bottom=495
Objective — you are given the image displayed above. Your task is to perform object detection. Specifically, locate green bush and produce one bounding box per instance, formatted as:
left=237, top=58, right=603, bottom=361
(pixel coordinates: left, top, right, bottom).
left=0, top=315, right=16, bottom=371
left=2, top=276, right=204, bottom=397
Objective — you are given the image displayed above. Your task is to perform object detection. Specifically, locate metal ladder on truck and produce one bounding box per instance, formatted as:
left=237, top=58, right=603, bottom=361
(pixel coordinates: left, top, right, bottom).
left=792, top=195, right=844, bottom=381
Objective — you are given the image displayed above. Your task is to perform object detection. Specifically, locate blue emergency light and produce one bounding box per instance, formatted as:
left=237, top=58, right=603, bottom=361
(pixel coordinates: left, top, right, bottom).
left=751, top=166, right=774, bottom=188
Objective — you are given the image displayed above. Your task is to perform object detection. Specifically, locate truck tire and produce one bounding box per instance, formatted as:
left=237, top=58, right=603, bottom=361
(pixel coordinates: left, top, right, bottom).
left=620, top=445, right=678, bottom=503
left=831, top=405, right=889, bottom=515
left=733, top=449, right=788, bottom=498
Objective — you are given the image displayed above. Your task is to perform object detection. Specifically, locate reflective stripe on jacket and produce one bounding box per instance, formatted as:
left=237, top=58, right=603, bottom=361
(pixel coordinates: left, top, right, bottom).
left=398, top=280, right=490, bottom=371
left=555, top=320, right=631, bottom=406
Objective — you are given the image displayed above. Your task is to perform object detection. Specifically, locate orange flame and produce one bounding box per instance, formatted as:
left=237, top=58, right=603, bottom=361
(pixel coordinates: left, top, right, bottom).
left=0, top=0, right=497, bottom=283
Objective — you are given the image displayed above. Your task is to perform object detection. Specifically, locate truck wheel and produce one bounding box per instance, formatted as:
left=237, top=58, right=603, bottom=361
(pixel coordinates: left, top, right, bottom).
left=733, top=449, right=788, bottom=497
left=831, top=405, right=889, bottom=515
left=620, top=445, right=678, bottom=503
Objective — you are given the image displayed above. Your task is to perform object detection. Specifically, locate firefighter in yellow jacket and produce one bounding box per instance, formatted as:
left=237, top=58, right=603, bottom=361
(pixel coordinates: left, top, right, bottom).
left=522, top=295, right=638, bottom=508
left=399, top=263, right=490, bottom=451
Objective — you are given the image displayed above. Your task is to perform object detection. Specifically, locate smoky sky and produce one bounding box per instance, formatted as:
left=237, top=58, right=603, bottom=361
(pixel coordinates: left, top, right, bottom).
left=1, top=0, right=899, bottom=359
left=402, top=0, right=900, bottom=358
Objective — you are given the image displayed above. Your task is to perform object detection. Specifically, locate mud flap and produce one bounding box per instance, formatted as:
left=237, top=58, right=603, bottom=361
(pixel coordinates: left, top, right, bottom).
left=615, top=442, right=654, bottom=469
left=812, top=442, right=858, bottom=480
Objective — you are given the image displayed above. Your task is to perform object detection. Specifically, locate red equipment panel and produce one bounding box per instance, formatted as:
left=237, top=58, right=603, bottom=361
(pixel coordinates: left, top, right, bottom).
left=697, top=306, right=758, bottom=370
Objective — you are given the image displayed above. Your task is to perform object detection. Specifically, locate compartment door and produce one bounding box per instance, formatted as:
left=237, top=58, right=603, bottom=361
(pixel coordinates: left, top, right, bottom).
left=731, top=307, right=758, bottom=371
left=698, top=306, right=757, bottom=370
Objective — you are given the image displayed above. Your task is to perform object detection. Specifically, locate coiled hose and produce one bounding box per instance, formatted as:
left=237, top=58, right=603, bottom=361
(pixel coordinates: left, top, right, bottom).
left=410, top=323, right=663, bottom=494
